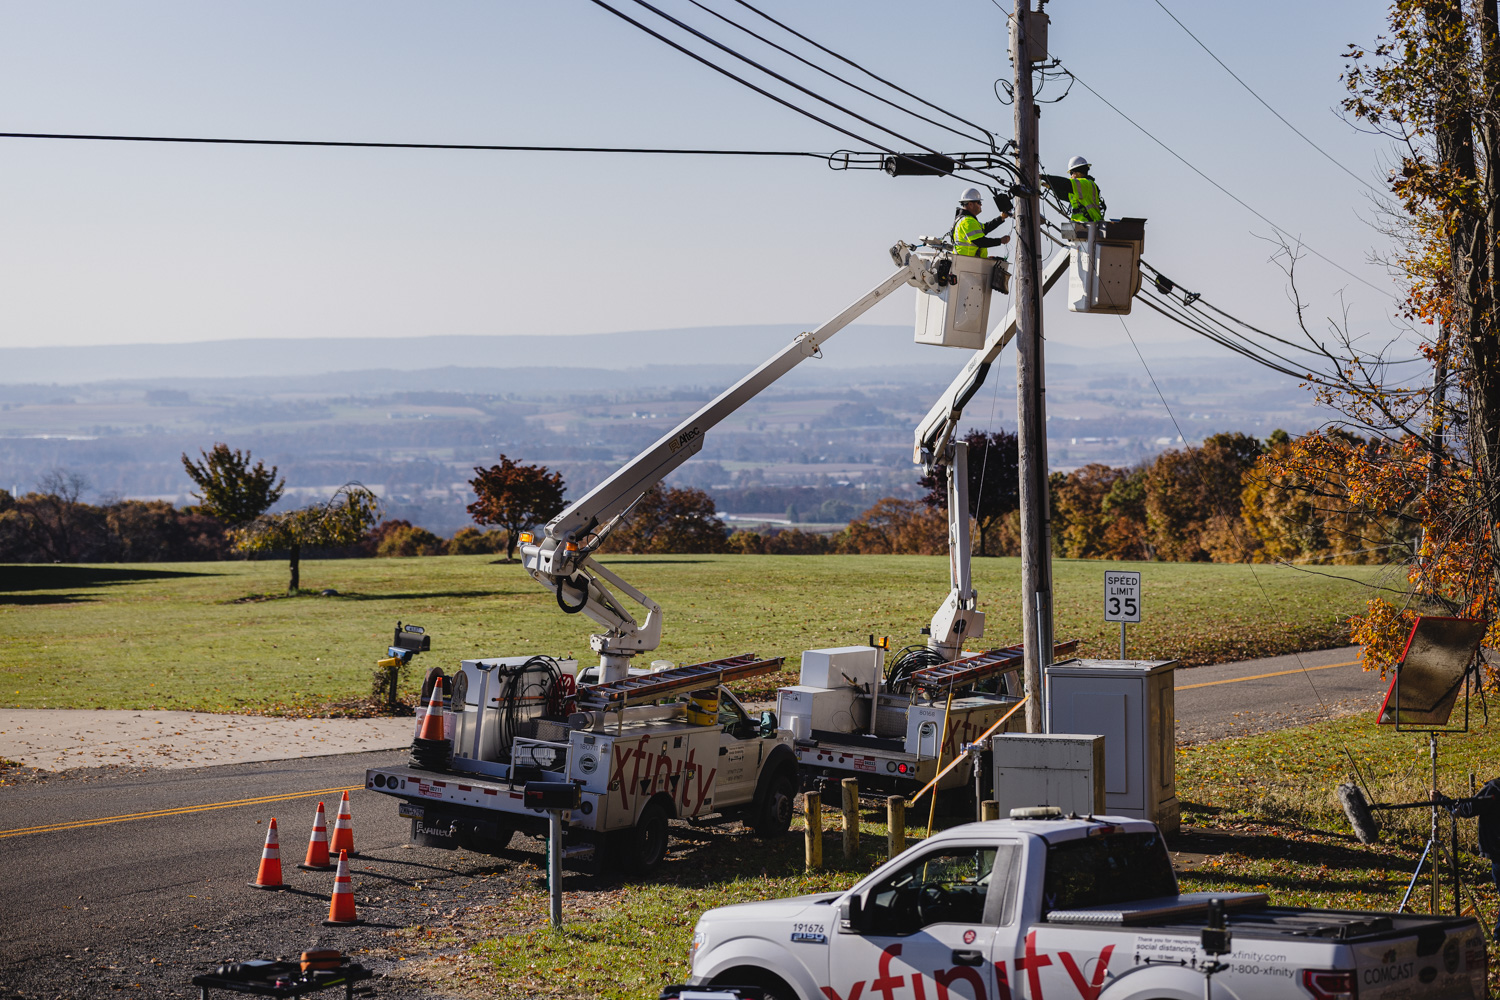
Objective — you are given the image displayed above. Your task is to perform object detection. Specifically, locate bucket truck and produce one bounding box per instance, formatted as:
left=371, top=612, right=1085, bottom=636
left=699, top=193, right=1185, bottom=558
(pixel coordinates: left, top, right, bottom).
left=363, top=225, right=1136, bottom=866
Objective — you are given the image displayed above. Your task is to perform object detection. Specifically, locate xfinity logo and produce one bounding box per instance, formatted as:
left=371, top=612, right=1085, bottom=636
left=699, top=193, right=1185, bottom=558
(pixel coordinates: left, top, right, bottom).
left=666, top=426, right=702, bottom=454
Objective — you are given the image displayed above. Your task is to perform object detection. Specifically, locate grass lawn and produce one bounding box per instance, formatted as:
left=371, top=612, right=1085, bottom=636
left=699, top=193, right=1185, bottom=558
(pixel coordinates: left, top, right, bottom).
left=401, top=711, right=1499, bottom=1000
left=0, top=554, right=1388, bottom=713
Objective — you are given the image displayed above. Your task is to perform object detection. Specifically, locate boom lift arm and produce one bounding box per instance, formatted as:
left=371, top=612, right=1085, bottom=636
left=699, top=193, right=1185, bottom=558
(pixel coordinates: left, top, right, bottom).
left=913, top=247, right=1072, bottom=658
left=522, top=260, right=947, bottom=682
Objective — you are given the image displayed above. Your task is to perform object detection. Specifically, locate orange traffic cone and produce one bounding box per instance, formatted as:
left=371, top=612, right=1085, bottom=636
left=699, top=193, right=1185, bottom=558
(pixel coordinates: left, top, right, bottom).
left=248, top=817, right=287, bottom=890
left=329, top=790, right=356, bottom=858
left=417, top=682, right=446, bottom=741
left=299, top=801, right=333, bottom=871
left=322, top=849, right=362, bottom=926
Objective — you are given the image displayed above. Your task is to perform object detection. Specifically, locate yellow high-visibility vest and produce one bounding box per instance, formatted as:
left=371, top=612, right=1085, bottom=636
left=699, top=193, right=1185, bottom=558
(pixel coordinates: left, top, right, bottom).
left=1069, top=176, right=1103, bottom=222
left=952, top=213, right=987, bottom=258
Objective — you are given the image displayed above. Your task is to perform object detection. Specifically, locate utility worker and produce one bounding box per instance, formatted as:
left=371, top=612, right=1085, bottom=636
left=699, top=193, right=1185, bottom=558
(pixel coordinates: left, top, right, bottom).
left=950, top=187, right=1011, bottom=257
left=1063, top=155, right=1104, bottom=222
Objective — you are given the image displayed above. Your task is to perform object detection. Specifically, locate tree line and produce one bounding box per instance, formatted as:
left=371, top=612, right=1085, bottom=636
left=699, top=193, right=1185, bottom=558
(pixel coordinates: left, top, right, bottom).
left=1, top=430, right=1399, bottom=574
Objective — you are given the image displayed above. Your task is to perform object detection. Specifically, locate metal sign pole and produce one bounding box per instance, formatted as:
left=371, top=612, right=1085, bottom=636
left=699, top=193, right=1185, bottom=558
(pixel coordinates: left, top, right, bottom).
left=1120, top=621, right=1126, bottom=661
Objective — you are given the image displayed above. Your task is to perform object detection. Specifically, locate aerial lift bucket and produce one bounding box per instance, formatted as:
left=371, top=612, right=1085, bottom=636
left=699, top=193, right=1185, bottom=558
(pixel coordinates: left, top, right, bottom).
left=1067, top=218, right=1146, bottom=315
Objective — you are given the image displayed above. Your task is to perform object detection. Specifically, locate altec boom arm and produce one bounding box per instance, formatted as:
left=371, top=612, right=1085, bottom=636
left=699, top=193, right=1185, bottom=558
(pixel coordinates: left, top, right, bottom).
left=914, top=248, right=1071, bottom=468
left=521, top=264, right=916, bottom=679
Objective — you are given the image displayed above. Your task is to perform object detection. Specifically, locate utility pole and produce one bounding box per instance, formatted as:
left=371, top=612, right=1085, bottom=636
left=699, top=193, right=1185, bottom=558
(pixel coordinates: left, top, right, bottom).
left=1011, top=0, right=1052, bottom=734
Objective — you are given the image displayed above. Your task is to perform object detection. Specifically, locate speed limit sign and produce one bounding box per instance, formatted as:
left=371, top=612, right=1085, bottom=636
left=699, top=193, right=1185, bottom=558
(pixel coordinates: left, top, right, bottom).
left=1104, top=571, right=1141, bottom=623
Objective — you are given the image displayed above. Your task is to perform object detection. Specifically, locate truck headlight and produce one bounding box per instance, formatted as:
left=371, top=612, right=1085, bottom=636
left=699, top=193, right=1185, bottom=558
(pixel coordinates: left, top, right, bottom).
left=689, top=929, right=707, bottom=967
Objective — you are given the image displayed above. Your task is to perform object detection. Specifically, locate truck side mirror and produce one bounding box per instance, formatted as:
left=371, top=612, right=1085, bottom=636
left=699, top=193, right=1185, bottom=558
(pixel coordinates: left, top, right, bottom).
left=838, top=894, right=865, bottom=933
left=759, top=710, right=778, bottom=736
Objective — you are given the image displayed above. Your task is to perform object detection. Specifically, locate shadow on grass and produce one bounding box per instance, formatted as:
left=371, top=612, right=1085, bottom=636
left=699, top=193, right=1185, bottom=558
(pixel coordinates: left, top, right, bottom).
left=0, top=592, right=96, bottom=606
left=1172, top=828, right=1400, bottom=873
left=0, top=565, right=213, bottom=597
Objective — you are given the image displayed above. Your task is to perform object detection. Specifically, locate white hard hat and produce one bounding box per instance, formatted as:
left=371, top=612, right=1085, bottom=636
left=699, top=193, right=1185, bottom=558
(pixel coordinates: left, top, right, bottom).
left=958, top=186, right=984, bottom=205
left=1067, top=155, right=1090, bottom=171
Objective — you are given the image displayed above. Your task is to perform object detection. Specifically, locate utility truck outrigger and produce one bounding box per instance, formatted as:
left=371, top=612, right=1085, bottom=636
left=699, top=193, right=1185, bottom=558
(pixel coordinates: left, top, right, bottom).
left=364, top=225, right=1138, bottom=865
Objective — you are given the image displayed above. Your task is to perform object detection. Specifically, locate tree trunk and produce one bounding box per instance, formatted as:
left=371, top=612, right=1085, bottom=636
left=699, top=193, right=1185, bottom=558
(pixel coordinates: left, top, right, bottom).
left=288, top=543, right=301, bottom=594
left=505, top=528, right=518, bottom=562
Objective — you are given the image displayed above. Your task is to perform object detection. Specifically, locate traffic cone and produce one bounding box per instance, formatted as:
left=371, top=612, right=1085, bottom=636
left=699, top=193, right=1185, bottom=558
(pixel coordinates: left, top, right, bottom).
left=322, top=850, right=362, bottom=926
left=329, top=790, right=356, bottom=858
left=248, top=817, right=287, bottom=890
left=417, top=682, right=446, bottom=741
left=298, top=801, right=333, bottom=871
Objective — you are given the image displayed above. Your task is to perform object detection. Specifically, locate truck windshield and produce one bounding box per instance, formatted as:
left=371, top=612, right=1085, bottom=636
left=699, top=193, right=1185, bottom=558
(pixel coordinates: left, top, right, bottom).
left=1042, top=831, right=1177, bottom=912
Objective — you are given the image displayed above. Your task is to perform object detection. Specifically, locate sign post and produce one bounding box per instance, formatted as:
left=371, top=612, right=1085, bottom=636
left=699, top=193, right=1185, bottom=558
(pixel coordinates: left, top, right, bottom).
left=1103, top=571, right=1141, bottom=658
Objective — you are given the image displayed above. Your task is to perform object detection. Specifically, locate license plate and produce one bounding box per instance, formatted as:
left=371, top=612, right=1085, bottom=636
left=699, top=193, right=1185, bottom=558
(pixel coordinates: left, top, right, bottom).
left=398, top=803, right=425, bottom=818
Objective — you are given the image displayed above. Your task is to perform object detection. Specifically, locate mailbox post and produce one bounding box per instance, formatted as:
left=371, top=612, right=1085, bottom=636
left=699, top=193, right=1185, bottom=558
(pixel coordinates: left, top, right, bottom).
left=524, top=781, right=581, bottom=929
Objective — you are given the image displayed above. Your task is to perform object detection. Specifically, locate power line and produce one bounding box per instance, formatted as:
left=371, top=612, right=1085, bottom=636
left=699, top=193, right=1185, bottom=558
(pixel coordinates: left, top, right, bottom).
left=729, top=0, right=998, bottom=150
left=1148, top=0, right=1385, bottom=197
left=1060, top=66, right=1397, bottom=302
left=684, top=0, right=994, bottom=150
left=987, top=0, right=1394, bottom=302
left=586, top=0, right=1011, bottom=192
left=0, top=131, right=838, bottom=157
left=619, top=0, right=994, bottom=182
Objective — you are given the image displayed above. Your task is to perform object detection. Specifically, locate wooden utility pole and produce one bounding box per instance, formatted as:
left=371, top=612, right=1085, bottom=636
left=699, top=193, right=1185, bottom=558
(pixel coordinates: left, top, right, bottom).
left=1011, top=0, right=1052, bottom=734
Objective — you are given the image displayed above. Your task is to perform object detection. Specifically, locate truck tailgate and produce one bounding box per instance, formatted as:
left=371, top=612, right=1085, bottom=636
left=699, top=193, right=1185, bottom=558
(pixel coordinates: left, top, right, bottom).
left=1351, top=921, right=1488, bottom=999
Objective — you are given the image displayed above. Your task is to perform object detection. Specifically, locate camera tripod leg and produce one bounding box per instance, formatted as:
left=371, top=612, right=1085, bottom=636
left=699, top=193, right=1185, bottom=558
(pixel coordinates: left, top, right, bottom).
left=1398, top=837, right=1434, bottom=913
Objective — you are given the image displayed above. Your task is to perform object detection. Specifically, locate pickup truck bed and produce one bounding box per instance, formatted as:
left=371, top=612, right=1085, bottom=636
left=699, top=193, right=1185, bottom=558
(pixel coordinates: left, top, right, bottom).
left=686, top=816, right=1489, bottom=1000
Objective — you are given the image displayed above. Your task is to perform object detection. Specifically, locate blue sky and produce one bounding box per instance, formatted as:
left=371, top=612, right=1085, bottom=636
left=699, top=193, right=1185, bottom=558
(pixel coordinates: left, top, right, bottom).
left=0, top=0, right=1405, bottom=358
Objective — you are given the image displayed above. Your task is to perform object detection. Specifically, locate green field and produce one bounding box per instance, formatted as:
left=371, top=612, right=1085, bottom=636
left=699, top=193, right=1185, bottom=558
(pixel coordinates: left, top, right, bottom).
left=0, top=554, right=1391, bottom=713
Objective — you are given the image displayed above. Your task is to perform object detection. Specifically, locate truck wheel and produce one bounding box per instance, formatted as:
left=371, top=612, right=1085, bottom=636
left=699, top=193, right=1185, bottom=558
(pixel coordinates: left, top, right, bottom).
left=751, top=770, right=796, bottom=838
left=712, top=968, right=797, bottom=1000
left=618, top=799, right=670, bottom=871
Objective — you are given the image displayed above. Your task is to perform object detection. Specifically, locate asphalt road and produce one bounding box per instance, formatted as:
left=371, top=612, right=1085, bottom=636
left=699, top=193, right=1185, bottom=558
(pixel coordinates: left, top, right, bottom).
left=0, top=646, right=1382, bottom=998
left=1171, top=645, right=1380, bottom=743
left=0, top=751, right=551, bottom=999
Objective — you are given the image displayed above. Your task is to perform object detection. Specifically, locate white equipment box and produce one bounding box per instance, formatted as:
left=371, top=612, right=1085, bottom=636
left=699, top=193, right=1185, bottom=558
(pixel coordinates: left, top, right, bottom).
left=1067, top=218, right=1145, bottom=315
left=990, top=733, right=1105, bottom=817
left=799, top=646, right=883, bottom=691
left=777, top=685, right=868, bottom=738
left=1045, top=658, right=1178, bottom=833
left=914, top=254, right=995, bottom=349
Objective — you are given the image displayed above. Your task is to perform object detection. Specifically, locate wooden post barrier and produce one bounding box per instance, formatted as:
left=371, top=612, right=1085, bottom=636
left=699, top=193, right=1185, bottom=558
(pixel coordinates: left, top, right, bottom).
left=981, top=800, right=1000, bottom=822
left=842, top=778, right=860, bottom=859
left=887, top=795, right=905, bottom=858
left=804, top=791, right=823, bottom=870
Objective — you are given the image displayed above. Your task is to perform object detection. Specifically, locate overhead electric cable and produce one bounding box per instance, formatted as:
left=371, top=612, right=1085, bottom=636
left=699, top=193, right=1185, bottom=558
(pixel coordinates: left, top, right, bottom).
left=684, top=0, right=993, bottom=149
left=585, top=0, right=1010, bottom=191
left=618, top=0, right=997, bottom=182
left=0, top=131, right=836, bottom=157
left=1060, top=67, right=1396, bottom=302
left=728, top=0, right=999, bottom=149
left=1148, top=0, right=1385, bottom=197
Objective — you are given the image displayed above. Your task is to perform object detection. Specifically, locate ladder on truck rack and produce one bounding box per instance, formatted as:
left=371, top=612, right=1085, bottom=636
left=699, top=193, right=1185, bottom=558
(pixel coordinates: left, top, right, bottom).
left=909, top=639, right=1080, bottom=693
left=575, top=653, right=785, bottom=711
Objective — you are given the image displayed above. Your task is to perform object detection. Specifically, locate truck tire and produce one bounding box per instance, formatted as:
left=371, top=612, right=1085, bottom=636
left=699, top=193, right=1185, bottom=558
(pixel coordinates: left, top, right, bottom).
left=751, top=769, right=796, bottom=838
left=617, top=798, right=671, bottom=871
left=711, top=968, right=797, bottom=1000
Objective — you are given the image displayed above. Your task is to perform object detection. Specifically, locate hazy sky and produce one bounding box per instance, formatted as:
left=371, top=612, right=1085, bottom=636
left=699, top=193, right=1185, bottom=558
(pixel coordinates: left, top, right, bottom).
left=0, top=0, right=1404, bottom=358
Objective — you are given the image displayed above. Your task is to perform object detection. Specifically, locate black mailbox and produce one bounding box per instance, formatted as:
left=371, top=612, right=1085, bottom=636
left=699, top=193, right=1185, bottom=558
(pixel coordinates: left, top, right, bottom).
left=524, top=781, right=580, bottom=811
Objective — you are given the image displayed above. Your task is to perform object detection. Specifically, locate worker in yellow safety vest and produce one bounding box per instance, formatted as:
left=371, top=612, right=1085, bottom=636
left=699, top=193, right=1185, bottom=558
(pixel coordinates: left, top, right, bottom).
left=950, top=187, right=1011, bottom=258
left=1063, top=155, right=1104, bottom=222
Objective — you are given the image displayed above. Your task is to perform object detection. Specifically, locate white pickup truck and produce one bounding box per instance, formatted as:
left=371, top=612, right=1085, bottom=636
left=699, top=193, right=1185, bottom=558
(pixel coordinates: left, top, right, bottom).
left=684, top=814, right=1489, bottom=1000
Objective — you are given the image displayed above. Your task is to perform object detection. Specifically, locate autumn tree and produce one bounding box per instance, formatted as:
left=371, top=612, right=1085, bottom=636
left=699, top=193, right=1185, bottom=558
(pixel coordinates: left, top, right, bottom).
left=1051, top=464, right=1131, bottom=559
left=918, top=430, right=1020, bottom=556
left=232, top=483, right=380, bottom=594
left=842, top=497, right=949, bottom=555
left=467, top=456, right=567, bottom=562
left=181, top=444, right=285, bottom=526
left=600, top=486, right=727, bottom=554
left=1268, top=1, right=1500, bottom=676
left=1144, top=433, right=1264, bottom=562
